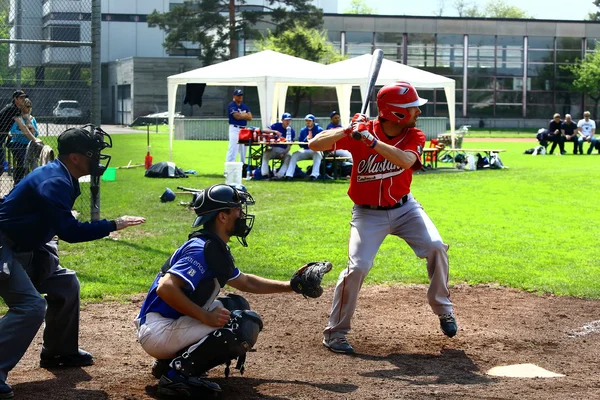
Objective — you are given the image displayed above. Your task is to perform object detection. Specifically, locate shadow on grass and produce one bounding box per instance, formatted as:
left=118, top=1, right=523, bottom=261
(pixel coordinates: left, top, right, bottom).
left=144, top=377, right=358, bottom=399
left=13, top=367, right=107, bottom=399
left=353, top=349, right=493, bottom=385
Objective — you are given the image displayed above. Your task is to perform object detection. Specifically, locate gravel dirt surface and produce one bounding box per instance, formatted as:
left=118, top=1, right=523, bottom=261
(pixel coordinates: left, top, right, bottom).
left=7, top=285, right=600, bottom=399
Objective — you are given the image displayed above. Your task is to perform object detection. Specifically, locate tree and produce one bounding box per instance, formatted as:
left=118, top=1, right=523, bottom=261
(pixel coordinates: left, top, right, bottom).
left=147, top=0, right=323, bottom=65
left=588, top=0, right=600, bottom=20
left=343, top=0, right=376, bottom=14
left=484, top=1, right=531, bottom=18
left=454, top=0, right=530, bottom=18
left=563, top=44, right=600, bottom=117
left=434, top=0, right=445, bottom=17
left=258, top=25, right=345, bottom=116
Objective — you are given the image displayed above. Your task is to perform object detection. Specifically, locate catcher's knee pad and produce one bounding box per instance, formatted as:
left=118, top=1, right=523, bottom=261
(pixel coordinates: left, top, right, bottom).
left=173, top=310, right=263, bottom=378
left=217, top=293, right=250, bottom=312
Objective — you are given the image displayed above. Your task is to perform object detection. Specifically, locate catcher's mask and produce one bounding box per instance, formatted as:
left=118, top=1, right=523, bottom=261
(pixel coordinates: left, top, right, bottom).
left=57, top=125, right=113, bottom=177
left=192, top=184, right=255, bottom=247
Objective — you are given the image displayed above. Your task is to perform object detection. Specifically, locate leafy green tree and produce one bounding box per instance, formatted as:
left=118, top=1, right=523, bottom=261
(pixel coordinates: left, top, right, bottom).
left=343, top=0, right=376, bottom=14
left=588, top=0, right=600, bottom=20
left=485, top=1, right=531, bottom=18
left=147, top=0, right=323, bottom=65
left=258, top=25, right=345, bottom=116
left=563, top=44, right=600, bottom=116
left=0, top=6, right=15, bottom=85
left=454, top=0, right=530, bottom=18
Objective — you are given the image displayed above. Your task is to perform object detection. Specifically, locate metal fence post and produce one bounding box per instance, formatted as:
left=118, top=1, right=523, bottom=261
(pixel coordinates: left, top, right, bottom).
left=90, top=0, right=101, bottom=221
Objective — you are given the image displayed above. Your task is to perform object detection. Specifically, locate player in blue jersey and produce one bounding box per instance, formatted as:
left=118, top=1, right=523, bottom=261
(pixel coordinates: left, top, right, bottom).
left=135, top=184, right=298, bottom=398
left=226, top=89, right=252, bottom=165
left=280, top=114, right=323, bottom=180
left=325, top=111, right=352, bottom=163
left=260, top=112, right=295, bottom=179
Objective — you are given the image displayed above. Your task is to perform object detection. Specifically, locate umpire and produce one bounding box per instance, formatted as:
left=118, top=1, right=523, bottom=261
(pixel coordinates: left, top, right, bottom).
left=0, top=126, right=145, bottom=399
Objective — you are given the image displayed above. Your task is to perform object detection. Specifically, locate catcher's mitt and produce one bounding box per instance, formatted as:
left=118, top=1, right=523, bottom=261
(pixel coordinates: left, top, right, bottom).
left=290, top=261, right=333, bottom=298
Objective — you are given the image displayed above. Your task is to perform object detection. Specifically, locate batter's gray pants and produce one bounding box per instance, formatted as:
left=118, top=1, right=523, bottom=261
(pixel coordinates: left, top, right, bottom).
left=324, top=195, right=453, bottom=340
left=0, top=241, right=80, bottom=386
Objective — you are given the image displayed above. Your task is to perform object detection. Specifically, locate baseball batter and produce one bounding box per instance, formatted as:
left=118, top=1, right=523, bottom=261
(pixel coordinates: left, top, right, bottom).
left=308, top=82, right=457, bottom=354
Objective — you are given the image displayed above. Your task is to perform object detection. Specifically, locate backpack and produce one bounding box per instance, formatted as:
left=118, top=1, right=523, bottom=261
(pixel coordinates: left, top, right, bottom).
left=145, top=161, right=188, bottom=178
left=476, top=153, right=488, bottom=169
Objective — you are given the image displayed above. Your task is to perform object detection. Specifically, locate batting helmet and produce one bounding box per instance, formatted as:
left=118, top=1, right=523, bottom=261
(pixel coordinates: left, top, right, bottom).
left=192, top=184, right=255, bottom=246
left=376, top=82, right=428, bottom=124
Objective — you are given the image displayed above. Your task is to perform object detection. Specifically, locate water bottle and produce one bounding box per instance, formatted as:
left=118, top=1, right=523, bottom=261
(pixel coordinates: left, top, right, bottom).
left=285, top=126, right=292, bottom=142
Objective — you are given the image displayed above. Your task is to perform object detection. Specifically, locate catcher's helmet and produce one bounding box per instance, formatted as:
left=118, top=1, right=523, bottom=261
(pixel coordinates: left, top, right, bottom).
left=192, top=184, right=255, bottom=246
left=377, top=82, right=428, bottom=124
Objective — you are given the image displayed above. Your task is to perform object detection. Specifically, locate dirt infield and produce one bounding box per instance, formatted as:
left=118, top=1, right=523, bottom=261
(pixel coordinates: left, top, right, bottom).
left=7, top=285, right=600, bottom=399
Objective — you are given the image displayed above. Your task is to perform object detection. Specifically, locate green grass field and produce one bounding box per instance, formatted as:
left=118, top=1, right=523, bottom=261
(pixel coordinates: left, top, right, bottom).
left=14, top=132, right=600, bottom=304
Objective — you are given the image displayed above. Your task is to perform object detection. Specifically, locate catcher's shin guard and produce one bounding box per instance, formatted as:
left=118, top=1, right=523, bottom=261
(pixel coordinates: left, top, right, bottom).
left=172, top=310, right=263, bottom=378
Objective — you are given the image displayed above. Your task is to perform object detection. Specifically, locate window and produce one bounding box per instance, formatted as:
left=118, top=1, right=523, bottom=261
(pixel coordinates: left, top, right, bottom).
left=468, top=35, right=495, bottom=73
left=43, top=13, right=90, bottom=24
left=345, top=31, right=373, bottom=57
left=102, top=14, right=147, bottom=22
left=375, top=32, right=402, bottom=61
left=44, top=25, right=80, bottom=42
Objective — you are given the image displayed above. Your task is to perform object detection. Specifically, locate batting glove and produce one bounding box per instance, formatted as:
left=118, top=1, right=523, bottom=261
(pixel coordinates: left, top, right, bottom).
left=353, top=122, right=377, bottom=148
left=343, top=113, right=369, bottom=136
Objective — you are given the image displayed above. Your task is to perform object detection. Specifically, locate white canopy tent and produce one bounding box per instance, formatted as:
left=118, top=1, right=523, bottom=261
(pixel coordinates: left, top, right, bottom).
left=167, top=50, right=337, bottom=160
left=167, top=51, right=456, bottom=160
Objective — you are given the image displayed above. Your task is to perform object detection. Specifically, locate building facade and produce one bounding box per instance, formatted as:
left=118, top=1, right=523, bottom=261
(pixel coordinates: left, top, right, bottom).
left=8, top=0, right=600, bottom=126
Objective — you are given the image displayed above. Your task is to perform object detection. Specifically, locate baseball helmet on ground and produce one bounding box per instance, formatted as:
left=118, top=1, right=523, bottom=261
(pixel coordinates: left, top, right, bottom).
left=377, top=82, right=428, bottom=124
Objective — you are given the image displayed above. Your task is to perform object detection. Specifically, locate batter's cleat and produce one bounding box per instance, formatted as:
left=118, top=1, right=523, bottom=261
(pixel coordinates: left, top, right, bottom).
left=323, top=336, right=355, bottom=354
left=40, top=349, right=94, bottom=368
left=439, top=313, right=458, bottom=338
left=158, top=371, right=222, bottom=398
left=0, top=382, right=14, bottom=399
left=151, top=359, right=172, bottom=380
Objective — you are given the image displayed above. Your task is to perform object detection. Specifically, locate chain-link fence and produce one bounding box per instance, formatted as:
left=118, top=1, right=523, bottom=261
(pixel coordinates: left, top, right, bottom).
left=0, top=0, right=95, bottom=214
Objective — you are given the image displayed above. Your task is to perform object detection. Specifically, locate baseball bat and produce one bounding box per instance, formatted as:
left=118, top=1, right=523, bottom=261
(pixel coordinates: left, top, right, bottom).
left=353, top=49, right=384, bottom=140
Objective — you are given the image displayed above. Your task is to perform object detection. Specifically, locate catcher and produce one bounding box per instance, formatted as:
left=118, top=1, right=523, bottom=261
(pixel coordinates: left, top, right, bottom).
left=135, top=183, right=331, bottom=398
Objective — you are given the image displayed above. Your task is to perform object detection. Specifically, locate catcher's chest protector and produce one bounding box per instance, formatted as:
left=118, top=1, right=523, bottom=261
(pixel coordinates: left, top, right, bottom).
left=160, top=230, right=235, bottom=308
left=173, top=310, right=264, bottom=378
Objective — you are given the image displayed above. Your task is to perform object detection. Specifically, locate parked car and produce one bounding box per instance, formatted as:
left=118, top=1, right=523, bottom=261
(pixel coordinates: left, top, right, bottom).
left=53, top=100, right=82, bottom=122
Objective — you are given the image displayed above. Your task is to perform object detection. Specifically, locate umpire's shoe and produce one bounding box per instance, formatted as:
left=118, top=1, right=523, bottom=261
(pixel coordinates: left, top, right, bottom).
left=323, top=336, right=354, bottom=354
left=439, top=313, right=458, bottom=338
left=158, top=371, right=221, bottom=398
left=40, top=349, right=94, bottom=368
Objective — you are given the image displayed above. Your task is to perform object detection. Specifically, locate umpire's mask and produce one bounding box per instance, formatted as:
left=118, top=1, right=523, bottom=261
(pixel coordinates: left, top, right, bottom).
left=57, top=125, right=113, bottom=177
left=192, top=184, right=255, bottom=247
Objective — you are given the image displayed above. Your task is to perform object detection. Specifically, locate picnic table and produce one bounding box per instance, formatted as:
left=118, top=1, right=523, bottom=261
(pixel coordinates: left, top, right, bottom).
left=422, top=147, right=506, bottom=170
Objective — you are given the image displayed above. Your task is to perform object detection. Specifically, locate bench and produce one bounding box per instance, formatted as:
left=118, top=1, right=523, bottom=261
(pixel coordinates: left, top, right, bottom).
left=426, top=146, right=507, bottom=169
left=322, top=153, right=352, bottom=179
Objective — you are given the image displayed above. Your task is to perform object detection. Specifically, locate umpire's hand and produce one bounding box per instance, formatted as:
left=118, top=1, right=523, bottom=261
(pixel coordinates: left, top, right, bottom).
left=115, top=216, right=146, bottom=230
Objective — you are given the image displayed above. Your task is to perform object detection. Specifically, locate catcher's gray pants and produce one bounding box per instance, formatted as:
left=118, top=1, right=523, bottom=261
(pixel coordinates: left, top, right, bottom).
left=0, top=240, right=80, bottom=386
left=324, top=195, right=453, bottom=340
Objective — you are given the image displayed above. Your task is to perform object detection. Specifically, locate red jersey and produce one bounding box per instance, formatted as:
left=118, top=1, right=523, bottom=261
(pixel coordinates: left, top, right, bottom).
left=336, top=119, right=425, bottom=207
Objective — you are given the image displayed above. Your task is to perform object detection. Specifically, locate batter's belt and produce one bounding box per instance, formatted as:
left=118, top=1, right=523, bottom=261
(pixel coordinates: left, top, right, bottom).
left=359, top=194, right=409, bottom=210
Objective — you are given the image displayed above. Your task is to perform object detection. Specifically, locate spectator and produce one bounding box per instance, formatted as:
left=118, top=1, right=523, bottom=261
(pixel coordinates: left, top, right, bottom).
left=0, top=90, right=33, bottom=177
left=547, top=113, right=566, bottom=155
left=0, top=126, right=145, bottom=399
left=561, top=114, right=579, bottom=154
left=325, top=111, right=352, bottom=161
left=259, top=113, right=295, bottom=179
left=576, top=111, right=597, bottom=155
left=281, top=114, right=323, bottom=181
left=8, top=98, right=41, bottom=186
left=226, top=89, right=252, bottom=166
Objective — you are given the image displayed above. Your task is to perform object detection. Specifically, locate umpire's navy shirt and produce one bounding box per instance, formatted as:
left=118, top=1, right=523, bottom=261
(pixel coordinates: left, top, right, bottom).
left=0, top=159, right=115, bottom=251
left=227, top=101, right=250, bottom=127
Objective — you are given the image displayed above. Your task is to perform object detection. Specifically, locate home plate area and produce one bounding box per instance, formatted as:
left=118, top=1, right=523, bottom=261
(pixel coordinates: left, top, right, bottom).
left=7, top=285, right=600, bottom=399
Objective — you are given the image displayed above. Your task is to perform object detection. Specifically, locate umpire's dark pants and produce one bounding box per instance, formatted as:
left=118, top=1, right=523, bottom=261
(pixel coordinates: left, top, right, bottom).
left=0, top=240, right=80, bottom=386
